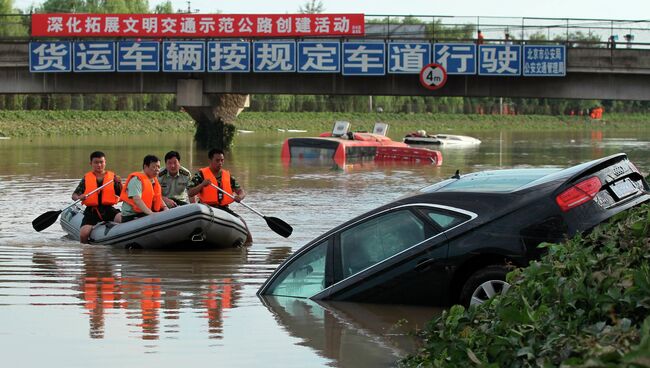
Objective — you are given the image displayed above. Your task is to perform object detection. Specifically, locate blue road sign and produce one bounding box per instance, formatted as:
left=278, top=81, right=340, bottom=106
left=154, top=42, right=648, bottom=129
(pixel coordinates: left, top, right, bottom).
left=297, top=42, right=340, bottom=73
left=523, top=45, right=566, bottom=77
left=163, top=41, right=205, bottom=72
left=433, top=43, right=476, bottom=75
left=207, top=41, right=250, bottom=72
left=74, top=42, right=115, bottom=72
left=253, top=41, right=296, bottom=72
left=387, top=42, right=431, bottom=74
left=342, top=42, right=386, bottom=76
left=30, top=41, right=71, bottom=72
left=478, top=45, right=521, bottom=76
left=117, top=41, right=160, bottom=72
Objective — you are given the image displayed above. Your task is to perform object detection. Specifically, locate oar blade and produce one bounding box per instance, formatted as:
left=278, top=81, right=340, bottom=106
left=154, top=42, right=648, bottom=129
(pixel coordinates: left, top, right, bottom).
left=32, top=210, right=62, bottom=232
left=264, top=216, right=293, bottom=238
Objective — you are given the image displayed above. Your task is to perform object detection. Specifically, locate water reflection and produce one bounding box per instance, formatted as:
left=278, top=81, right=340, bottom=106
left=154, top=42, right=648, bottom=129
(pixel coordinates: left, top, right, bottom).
left=261, top=296, right=440, bottom=367
left=28, top=246, right=249, bottom=341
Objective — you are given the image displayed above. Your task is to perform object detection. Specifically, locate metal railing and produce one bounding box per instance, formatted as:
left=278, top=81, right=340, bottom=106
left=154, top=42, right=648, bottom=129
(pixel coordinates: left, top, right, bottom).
left=0, top=13, right=648, bottom=48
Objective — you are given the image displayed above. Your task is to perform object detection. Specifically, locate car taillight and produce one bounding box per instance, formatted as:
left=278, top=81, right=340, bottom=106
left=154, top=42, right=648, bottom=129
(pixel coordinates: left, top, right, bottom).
left=555, top=176, right=602, bottom=212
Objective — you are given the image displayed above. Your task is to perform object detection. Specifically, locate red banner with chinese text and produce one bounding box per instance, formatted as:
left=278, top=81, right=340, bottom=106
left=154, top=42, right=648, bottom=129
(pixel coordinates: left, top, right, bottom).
left=32, top=13, right=365, bottom=37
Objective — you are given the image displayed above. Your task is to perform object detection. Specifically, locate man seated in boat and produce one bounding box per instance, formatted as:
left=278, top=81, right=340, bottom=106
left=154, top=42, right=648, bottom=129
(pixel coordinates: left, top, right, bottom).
left=159, top=150, right=194, bottom=208
left=187, top=148, right=253, bottom=245
left=71, top=151, right=123, bottom=243
left=120, top=155, right=169, bottom=222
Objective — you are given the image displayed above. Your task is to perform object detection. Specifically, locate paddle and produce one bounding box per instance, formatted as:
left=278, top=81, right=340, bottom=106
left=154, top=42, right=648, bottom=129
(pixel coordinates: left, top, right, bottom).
left=209, top=183, right=293, bottom=238
left=32, top=179, right=115, bottom=232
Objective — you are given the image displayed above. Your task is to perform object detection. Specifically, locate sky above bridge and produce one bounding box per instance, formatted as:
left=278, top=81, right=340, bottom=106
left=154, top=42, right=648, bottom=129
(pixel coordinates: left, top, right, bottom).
left=13, top=0, right=650, bottom=20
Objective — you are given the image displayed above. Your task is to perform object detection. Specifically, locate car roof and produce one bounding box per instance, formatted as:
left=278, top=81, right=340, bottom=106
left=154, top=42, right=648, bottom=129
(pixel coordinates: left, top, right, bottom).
left=419, top=153, right=630, bottom=195
left=420, top=168, right=563, bottom=193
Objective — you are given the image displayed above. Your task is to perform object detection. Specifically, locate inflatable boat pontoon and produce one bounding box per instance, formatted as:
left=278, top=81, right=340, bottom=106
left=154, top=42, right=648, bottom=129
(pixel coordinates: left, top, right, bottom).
left=61, top=203, right=248, bottom=250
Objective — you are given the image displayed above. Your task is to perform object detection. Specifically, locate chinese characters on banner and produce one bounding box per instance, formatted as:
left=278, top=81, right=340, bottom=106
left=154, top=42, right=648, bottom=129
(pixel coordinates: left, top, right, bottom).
left=523, top=45, right=566, bottom=76
left=29, top=40, right=567, bottom=77
left=478, top=45, right=521, bottom=76
left=31, top=13, right=365, bottom=37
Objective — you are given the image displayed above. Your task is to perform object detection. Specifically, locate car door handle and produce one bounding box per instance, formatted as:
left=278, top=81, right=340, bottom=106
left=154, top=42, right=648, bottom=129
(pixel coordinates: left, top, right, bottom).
left=415, top=258, right=436, bottom=272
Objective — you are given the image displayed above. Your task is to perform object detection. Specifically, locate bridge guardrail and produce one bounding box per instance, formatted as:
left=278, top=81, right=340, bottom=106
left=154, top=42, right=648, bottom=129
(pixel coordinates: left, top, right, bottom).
left=0, top=13, right=648, bottom=49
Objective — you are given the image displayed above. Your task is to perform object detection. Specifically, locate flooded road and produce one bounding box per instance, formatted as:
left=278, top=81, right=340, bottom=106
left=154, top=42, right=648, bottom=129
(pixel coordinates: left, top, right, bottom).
left=1, top=127, right=649, bottom=367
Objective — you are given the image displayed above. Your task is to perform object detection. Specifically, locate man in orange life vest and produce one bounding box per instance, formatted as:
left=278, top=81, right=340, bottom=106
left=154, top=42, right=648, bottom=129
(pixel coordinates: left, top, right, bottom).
left=187, top=148, right=252, bottom=244
left=71, top=151, right=123, bottom=244
left=120, top=155, right=169, bottom=223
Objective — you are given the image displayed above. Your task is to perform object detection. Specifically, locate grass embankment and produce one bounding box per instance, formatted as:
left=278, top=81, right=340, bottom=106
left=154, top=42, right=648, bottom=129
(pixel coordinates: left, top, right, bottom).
left=0, top=111, right=648, bottom=137
left=237, top=112, right=650, bottom=133
left=0, top=110, right=194, bottom=137
left=401, top=202, right=650, bottom=367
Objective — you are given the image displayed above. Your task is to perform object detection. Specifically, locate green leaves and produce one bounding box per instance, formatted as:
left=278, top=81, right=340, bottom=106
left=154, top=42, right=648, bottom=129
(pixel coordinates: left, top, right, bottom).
left=403, top=203, right=650, bottom=367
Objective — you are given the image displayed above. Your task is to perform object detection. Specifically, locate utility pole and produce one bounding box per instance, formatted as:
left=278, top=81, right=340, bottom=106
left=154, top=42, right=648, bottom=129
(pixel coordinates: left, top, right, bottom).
left=179, top=1, right=199, bottom=13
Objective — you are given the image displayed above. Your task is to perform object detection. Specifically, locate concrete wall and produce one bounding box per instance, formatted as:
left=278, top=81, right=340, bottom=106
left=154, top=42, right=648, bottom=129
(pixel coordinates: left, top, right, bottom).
left=2, top=43, right=650, bottom=100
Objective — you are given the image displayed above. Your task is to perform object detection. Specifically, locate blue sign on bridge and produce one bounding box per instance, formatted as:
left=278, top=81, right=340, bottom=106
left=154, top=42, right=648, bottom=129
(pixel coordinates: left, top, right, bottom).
left=29, top=41, right=567, bottom=79
left=523, top=45, right=566, bottom=76
left=208, top=41, right=250, bottom=73
left=342, top=42, right=386, bottom=76
left=434, top=43, right=476, bottom=75
left=387, top=42, right=430, bottom=74
left=297, top=42, right=340, bottom=73
left=478, top=45, right=521, bottom=76
left=253, top=41, right=296, bottom=72
left=30, top=41, right=71, bottom=72
left=117, top=41, right=160, bottom=72
left=74, top=42, right=115, bottom=72
left=163, top=41, right=206, bottom=72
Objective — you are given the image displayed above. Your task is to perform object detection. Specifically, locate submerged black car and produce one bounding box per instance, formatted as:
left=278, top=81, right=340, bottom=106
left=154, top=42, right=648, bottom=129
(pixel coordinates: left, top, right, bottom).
left=258, top=153, right=650, bottom=307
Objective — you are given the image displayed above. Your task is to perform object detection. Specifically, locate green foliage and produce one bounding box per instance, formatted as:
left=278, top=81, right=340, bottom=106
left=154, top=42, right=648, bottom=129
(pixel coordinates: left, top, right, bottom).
left=154, top=0, right=173, bottom=14
left=298, top=0, right=324, bottom=14
left=0, top=0, right=28, bottom=37
left=401, top=203, right=650, bottom=367
left=0, top=110, right=192, bottom=136
left=36, top=0, right=154, bottom=13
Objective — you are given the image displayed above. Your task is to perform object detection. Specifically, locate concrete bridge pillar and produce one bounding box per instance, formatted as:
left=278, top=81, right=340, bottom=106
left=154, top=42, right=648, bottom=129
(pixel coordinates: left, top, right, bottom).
left=177, top=79, right=249, bottom=150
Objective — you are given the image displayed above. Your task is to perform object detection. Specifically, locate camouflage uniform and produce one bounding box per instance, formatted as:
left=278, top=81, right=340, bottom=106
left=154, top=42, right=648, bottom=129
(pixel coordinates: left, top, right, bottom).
left=158, top=166, right=192, bottom=205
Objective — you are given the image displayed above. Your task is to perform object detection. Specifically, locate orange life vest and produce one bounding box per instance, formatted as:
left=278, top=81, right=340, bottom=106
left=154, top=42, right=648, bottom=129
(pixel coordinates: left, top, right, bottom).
left=198, top=167, right=234, bottom=206
left=82, top=171, right=119, bottom=207
left=120, top=172, right=162, bottom=213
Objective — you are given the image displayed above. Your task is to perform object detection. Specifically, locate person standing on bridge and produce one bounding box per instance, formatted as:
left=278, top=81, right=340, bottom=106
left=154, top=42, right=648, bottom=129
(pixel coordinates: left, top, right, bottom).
left=159, top=150, right=193, bottom=208
left=187, top=148, right=252, bottom=245
left=504, top=32, right=512, bottom=45
left=120, top=155, right=168, bottom=222
left=477, top=30, right=484, bottom=45
left=71, top=151, right=123, bottom=243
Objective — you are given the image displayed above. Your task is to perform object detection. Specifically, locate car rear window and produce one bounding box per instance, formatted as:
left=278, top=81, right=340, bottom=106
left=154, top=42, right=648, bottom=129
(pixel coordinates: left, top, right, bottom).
left=422, top=169, right=561, bottom=193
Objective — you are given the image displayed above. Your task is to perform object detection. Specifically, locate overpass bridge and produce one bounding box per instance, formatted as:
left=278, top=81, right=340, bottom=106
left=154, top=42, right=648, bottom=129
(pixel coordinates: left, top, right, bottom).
left=1, top=43, right=650, bottom=100
left=1, top=13, right=650, bottom=147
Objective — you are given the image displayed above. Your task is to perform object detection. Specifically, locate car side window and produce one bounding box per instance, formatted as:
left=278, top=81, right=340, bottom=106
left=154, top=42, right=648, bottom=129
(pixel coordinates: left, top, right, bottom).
left=423, top=208, right=470, bottom=230
left=266, top=239, right=328, bottom=298
left=340, top=209, right=427, bottom=278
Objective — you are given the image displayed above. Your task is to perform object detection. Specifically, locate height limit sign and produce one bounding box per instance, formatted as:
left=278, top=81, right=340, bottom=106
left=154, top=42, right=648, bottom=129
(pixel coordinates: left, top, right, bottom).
left=419, top=63, right=447, bottom=90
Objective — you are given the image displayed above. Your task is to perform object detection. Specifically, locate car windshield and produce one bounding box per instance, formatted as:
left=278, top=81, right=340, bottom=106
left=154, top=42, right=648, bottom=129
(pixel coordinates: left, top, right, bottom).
left=421, top=168, right=561, bottom=193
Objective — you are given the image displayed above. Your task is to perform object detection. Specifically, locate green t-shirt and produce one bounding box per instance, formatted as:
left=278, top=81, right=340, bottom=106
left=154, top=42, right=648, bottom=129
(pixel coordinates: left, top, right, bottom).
left=120, top=176, right=144, bottom=217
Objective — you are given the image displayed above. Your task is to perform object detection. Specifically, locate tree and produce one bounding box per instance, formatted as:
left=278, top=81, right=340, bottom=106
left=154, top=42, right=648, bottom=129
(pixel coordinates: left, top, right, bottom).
left=298, top=0, right=324, bottom=14
left=37, top=0, right=83, bottom=13
left=0, top=0, right=28, bottom=37
left=154, top=0, right=173, bottom=14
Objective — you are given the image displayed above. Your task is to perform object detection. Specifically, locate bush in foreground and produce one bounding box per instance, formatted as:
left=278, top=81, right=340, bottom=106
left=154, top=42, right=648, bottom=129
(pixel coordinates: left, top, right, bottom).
left=402, top=203, right=650, bottom=367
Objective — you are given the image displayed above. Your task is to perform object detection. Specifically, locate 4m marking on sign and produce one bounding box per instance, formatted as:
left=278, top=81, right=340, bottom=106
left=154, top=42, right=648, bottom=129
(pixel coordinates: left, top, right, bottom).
left=419, top=63, right=447, bottom=90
